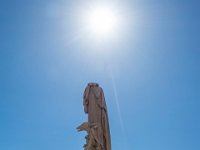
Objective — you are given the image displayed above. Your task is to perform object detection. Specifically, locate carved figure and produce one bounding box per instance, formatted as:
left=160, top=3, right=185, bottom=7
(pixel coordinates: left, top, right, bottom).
left=77, top=122, right=102, bottom=150
left=77, top=83, right=111, bottom=150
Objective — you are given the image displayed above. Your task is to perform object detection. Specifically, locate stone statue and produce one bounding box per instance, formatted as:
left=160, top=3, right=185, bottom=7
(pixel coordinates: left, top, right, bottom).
left=77, top=83, right=111, bottom=150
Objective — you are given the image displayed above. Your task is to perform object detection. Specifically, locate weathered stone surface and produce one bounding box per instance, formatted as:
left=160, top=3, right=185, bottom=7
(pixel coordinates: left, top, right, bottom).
left=77, top=83, right=111, bottom=150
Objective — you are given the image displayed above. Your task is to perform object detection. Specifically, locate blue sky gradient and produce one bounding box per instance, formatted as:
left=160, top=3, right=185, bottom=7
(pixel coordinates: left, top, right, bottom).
left=0, top=0, right=200, bottom=150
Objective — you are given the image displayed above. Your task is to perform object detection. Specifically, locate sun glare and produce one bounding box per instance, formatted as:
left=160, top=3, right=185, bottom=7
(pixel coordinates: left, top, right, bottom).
left=88, top=6, right=117, bottom=36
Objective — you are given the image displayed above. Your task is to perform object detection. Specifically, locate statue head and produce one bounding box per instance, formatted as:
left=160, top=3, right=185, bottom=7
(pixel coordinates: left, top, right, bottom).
left=88, top=82, right=99, bottom=87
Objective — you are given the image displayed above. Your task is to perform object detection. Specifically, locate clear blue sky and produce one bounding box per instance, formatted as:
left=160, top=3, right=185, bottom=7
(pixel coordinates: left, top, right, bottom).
left=0, top=0, right=199, bottom=150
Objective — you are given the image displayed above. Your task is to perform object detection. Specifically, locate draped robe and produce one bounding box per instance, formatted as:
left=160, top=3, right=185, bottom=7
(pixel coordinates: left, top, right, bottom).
left=83, top=83, right=111, bottom=150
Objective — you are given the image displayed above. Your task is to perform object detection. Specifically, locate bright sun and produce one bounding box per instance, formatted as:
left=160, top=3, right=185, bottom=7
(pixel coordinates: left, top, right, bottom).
left=85, top=5, right=118, bottom=37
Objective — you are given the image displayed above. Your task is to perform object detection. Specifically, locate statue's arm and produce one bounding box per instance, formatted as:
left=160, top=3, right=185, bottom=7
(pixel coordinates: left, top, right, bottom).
left=83, top=99, right=88, bottom=113
left=83, top=86, right=90, bottom=113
